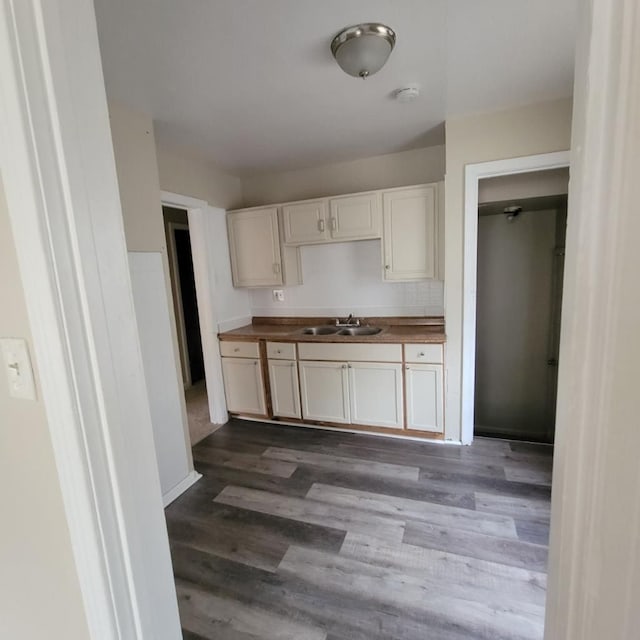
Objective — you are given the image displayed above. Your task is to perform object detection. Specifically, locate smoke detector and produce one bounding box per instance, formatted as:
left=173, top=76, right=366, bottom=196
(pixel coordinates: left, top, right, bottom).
left=394, top=85, right=420, bottom=103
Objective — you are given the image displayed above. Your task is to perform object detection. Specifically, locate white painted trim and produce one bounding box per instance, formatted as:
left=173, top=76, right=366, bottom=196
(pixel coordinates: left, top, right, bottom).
left=162, top=470, right=202, bottom=507
left=166, top=220, right=192, bottom=388
left=0, top=1, right=181, bottom=638
left=461, top=151, right=570, bottom=444
left=161, top=191, right=229, bottom=425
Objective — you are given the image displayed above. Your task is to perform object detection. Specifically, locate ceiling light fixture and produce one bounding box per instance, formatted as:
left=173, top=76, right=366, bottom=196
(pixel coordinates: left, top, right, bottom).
left=331, top=23, right=396, bottom=79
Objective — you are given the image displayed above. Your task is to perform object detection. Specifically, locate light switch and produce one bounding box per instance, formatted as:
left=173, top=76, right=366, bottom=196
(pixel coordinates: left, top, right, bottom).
left=1, top=338, right=37, bottom=400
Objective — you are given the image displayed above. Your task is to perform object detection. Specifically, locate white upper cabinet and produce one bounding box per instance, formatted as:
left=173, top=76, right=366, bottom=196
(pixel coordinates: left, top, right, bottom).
left=329, top=192, right=381, bottom=240
left=382, top=184, right=440, bottom=281
left=282, top=199, right=329, bottom=244
left=227, top=207, right=283, bottom=287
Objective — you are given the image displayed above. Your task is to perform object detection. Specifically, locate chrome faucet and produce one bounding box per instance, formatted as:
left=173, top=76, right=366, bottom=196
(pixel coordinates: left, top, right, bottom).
left=335, top=313, right=361, bottom=327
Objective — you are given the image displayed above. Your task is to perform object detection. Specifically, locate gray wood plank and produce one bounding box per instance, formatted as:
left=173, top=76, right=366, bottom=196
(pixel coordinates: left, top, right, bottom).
left=279, top=546, right=545, bottom=640
left=194, top=446, right=298, bottom=478
left=340, top=532, right=547, bottom=607
left=306, top=483, right=518, bottom=538
left=214, top=485, right=406, bottom=542
left=505, top=465, right=552, bottom=486
left=515, top=518, right=551, bottom=546
left=403, top=520, right=548, bottom=572
left=262, top=446, right=420, bottom=481
left=475, top=491, right=551, bottom=521
left=176, top=578, right=327, bottom=640
left=172, top=544, right=471, bottom=640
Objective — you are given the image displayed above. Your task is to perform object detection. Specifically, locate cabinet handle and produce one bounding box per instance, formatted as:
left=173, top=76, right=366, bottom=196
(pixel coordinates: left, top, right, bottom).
left=342, top=364, right=347, bottom=369
left=406, top=365, right=410, bottom=370
left=318, top=219, right=325, bottom=232
left=385, top=264, right=390, bottom=270
left=348, top=363, right=352, bottom=368
left=330, top=217, right=337, bottom=231
left=273, top=262, right=281, bottom=274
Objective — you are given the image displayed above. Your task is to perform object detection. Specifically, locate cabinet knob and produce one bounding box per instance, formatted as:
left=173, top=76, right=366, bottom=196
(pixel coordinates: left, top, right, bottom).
left=342, top=364, right=347, bottom=369
left=233, top=347, right=240, bottom=352
left=418, top=352, right=425, bottom=357
left=385, top=265, right=390, bottom=270
left=276, top=349, right=281, bottom=354
left=406, top=365, right=410, bottom=370
left=254, top=361, right=258, bottom=366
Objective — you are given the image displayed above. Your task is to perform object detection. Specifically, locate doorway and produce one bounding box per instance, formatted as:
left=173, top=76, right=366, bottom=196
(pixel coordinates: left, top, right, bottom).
left=474, top=180, right=568, bottom=443
left=163, top=205, right=211, bottom=445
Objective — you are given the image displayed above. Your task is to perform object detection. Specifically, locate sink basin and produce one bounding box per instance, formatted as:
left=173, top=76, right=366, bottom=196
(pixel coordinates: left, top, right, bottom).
left=300, top=326, right=339, bottom=335
left=337, top=327, right=382, bottom=336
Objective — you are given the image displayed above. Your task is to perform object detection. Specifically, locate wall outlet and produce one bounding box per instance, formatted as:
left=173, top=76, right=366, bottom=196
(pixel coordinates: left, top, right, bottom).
left=272, top=289, right=285, bottom=302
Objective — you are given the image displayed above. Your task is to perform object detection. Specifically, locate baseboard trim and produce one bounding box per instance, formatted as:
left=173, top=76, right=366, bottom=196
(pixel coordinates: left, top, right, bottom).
left=162, top=470, right=202, bottom=507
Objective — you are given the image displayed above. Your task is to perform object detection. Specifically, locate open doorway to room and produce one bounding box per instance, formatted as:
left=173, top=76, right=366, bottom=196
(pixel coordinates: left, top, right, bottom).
left=473, top=168, right=569, bottom=444
left=163, top=205, right=211, bottom=445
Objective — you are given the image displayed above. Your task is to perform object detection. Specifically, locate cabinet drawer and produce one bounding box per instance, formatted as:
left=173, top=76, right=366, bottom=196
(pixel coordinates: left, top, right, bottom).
left=404, top=343, right=443, bottom=364
left=219, top=340, right=260, bottom=358
left=298, top=342, right=402, bottom=363
left=266, top=341, right=296, bottom=360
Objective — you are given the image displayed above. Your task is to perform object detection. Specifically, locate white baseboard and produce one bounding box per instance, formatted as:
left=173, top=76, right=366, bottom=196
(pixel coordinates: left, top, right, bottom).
left=162, top=470, right=202, bottom=507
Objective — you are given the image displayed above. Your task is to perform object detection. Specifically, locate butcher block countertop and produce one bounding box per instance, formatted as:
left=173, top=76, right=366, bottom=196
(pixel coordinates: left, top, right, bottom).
left=218, top=316, right=446, bottom=344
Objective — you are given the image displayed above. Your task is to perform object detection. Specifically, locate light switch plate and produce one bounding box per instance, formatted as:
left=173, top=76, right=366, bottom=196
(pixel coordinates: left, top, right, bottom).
left=1, top=338, right=37, bottom=400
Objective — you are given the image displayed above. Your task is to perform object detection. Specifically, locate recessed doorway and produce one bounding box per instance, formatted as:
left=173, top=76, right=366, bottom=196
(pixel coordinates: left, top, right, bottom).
left=474, top=170, right=568, bottom=443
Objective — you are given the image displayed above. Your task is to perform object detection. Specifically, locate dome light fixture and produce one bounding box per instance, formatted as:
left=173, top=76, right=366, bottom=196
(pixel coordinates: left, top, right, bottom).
left=331, top=23, right=396, bottom=79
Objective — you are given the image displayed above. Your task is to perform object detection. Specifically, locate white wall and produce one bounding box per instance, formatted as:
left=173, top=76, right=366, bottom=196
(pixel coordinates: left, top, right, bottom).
left=241, top=145, right=445, bottom=206
left=479, top=167, right=569, bottom=203
left=157, top=143, right=243, bottom=210
left=444, top=97, right=573, bottom=442
left=205, top=207, right=253, bottom=330
left=250, top=240, right=443, bottom=317
left=0, top=178, right=89, bottom=639
left=108, top=101, right=195, bottom=491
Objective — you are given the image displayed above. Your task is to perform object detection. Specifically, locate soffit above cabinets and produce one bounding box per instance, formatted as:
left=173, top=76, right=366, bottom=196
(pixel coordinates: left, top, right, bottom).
left=93, top=0, right=577, bottom=174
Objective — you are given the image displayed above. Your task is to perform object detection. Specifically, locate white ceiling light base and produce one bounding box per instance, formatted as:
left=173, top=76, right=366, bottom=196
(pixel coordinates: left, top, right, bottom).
left=331, top=23, right=396, bottom=79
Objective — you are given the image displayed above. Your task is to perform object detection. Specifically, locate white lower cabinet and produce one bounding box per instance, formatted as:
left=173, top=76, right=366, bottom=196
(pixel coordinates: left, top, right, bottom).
left=299, top=359, right=404, bottom=429
left=405, top=364, right=444, bottom=433
left=268, top=359, right=301, bottom=419
left=299, top=361, right=350, bottom=424
left=348, top=362, right=404, bottom=429
left=221, top=356, right=266, bottom=415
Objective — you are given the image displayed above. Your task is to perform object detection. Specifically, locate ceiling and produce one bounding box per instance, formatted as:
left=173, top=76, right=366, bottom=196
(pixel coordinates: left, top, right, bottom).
left=93, top=0, right=577, bottom=175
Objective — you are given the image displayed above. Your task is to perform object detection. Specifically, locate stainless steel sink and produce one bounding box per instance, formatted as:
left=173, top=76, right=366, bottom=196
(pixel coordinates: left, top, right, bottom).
left=337, top=327, right=382, bottom=336
left=300, top=326, right=340, bottom=335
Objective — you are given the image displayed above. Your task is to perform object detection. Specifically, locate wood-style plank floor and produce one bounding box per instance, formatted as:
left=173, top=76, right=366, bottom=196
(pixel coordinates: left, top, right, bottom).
left=165, top=419, right=553, bottom=640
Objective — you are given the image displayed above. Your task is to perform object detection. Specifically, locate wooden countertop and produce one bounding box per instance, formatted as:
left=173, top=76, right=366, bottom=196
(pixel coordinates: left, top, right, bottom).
left=218, top=316, right=446, bottom=344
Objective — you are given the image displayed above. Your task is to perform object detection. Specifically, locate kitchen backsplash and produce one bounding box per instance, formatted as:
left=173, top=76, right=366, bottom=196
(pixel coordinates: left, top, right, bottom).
left=249, top=239, right=444, bottom=318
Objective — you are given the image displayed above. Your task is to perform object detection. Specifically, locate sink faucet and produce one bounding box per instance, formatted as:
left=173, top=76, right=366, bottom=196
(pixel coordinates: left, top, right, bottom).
left=335, top=313, right=361, bottom=327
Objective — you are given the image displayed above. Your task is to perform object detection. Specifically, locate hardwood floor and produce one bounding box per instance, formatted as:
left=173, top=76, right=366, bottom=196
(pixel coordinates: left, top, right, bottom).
left=165, top=419, right=553, bottom=640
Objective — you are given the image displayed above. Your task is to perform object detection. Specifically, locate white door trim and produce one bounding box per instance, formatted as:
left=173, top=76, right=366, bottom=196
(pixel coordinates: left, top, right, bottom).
left=161, top=191, right=229, bottom=425
left=0, top=1, right=181, bottom=638
left=461, top=151, right=570, bottom=444
left=165, top=220, right=193, bottom=388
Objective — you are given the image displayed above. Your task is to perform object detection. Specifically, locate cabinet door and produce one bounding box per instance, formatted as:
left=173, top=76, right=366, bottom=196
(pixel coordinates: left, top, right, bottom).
left=227, top=208, right=282, bottom=287
left=348, top=362, right=403, bottom=429
left=281, top=200, right=329, bottom=245
left=268, top=360, right=301, bottom=419
left=221, top=357, right=267, bottom=415
left=405, top=364, right=444, bottom=433
left=299, top=361, right=350, bottom=423
left=383, top=185, right=438, bottom=281
left=329, top=193, right=381, bottom=240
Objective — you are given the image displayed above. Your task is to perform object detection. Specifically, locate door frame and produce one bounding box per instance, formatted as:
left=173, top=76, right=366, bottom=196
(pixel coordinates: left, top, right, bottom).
left=0, top=0, right=182, bottom=637
left=161, top=191, right=229, bottom=425
left=460, top=151, right=570, bottom=444
left=165, top=219, right=193, bottom=388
